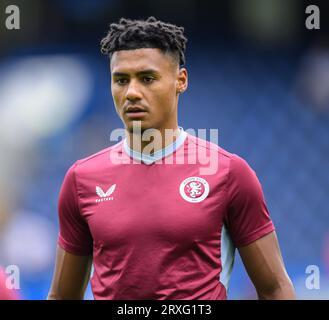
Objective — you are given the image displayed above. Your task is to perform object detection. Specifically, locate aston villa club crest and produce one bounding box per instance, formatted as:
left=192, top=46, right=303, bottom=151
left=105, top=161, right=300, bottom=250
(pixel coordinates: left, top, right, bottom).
left=179, top=177, right=209, bottom=203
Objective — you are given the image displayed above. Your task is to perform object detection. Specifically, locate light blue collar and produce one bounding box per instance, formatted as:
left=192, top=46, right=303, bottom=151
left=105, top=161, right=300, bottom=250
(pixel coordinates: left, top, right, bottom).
left=123, top=127, right=187, bottom=165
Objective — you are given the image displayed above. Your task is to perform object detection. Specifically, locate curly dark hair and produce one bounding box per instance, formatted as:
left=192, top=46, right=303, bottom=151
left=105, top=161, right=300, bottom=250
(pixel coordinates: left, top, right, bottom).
left=100, top=16, right=187, bottom=67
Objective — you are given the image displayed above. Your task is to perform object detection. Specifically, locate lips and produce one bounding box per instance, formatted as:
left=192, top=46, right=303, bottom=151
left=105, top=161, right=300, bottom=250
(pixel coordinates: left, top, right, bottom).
left=124, top=106, right=148, bottom=119
left=125, top=106, right=147, bottom=113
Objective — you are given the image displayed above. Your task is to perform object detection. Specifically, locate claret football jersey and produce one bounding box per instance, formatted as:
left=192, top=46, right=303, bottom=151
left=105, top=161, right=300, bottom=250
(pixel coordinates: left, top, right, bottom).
left=57, top=128, right=275, bottom=300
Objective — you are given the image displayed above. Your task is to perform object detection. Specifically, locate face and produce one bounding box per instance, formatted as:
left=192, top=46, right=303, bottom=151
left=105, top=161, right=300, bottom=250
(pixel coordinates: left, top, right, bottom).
left=110, top=48, right=188, bottom=133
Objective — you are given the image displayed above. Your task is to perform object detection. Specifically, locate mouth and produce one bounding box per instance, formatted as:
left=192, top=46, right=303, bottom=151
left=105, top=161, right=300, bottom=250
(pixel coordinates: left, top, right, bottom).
left=125, top=106, right=148, bottom=119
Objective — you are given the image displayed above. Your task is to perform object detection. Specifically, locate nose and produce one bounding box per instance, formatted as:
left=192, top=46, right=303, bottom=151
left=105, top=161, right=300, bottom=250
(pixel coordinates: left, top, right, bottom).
left=126, top=79, right=142, bottom=102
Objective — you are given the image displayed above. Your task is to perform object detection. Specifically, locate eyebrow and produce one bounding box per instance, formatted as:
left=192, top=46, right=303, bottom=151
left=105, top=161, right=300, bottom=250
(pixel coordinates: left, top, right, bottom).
left=112, top=69, right=160, bottom=77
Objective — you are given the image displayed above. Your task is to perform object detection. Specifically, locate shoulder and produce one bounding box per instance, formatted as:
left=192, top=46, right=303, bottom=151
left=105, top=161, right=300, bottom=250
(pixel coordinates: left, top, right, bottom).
left=68, top=141, right=123, bottom=174
left=228, top=153, right=256, bottom=180
left=225, top=153, right=263, bottom=202
left=185, top=132, right=249, bottom=168
left=185, top=132, right=235, bottom=159
left=77, top=141, right=123, bottom=165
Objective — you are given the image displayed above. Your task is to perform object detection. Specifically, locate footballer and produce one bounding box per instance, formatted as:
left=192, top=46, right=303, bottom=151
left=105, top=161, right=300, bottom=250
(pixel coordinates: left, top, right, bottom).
left=48, top=17, right=295, bottom=300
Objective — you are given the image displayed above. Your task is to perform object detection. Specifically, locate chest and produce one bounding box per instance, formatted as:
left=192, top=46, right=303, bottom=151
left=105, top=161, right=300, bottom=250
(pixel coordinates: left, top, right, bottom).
left=78, top=165, right=228, bottom=246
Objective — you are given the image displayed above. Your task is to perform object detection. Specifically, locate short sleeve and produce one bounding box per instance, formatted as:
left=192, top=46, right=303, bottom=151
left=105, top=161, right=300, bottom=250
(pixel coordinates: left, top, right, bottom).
left=57, top=162, right=93, bottom=255
left=224, top=155, right=275, bottom=248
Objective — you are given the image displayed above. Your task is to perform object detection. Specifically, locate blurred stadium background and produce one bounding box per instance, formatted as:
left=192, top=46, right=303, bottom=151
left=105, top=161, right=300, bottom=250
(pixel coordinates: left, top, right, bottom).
left=0, top=0, right=328, bottom=299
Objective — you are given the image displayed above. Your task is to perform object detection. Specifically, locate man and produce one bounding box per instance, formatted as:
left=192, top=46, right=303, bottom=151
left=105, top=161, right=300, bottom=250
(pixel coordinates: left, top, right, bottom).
left=48, top=17, right=295, bottom=300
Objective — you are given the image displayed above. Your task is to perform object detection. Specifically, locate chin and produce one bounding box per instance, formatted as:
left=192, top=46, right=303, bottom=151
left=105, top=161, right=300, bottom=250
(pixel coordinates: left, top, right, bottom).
left=125, top=121, right=154, bottom=134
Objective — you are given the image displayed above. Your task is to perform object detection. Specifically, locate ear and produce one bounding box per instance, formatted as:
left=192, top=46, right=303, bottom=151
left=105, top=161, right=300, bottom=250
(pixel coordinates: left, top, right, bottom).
left=176, top=68, right=188, bottom=94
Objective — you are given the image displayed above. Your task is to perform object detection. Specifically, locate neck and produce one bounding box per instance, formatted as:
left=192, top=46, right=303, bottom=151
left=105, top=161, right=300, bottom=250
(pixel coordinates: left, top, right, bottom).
left=125, top=126, right=181, bottom=155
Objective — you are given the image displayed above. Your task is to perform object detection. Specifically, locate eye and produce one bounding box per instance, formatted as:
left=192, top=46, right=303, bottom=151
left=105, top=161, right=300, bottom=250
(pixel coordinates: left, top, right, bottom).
left=142, top=76, right=154, bottom=84
left=115, top=78, right=128, bottom=85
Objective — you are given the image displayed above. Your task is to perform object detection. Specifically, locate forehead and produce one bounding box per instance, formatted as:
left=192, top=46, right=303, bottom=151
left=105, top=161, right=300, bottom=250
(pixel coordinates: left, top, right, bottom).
left=110, top=48, right=176, bottom=73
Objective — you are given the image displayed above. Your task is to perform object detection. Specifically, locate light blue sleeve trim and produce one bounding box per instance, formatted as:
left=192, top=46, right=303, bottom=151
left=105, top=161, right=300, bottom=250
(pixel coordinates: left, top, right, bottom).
left=220, top=225, right=236, bottom=291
